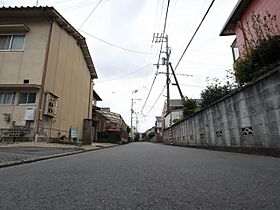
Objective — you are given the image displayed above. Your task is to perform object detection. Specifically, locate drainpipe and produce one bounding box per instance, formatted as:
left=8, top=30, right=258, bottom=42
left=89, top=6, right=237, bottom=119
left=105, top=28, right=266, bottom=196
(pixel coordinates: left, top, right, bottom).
left=34, top=19, right=53, bottom=142
left=88, top=79, right=93, bottom=119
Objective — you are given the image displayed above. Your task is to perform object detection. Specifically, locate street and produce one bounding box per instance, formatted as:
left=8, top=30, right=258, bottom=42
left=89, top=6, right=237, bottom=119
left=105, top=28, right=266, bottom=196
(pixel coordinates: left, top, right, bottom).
left=0, top=142, right=280, bottom=210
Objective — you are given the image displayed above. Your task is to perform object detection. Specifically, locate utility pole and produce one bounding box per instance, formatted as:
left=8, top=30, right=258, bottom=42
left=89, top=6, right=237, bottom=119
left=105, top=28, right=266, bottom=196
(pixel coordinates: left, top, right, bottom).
left=153, top=33, right=170, bottom=115
left=165, top=35, right=170, bottom=114
left=136, top=113, right=139, bottom=133
left=130, top=94, right=141, bottom=140
left=131, top=98, right=134, bottom=137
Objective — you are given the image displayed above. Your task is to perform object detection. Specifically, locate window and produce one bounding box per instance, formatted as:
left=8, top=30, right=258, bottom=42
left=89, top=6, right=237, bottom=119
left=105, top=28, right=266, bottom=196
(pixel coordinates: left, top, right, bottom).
left=231, top=39, right=240, bottom=61
left=0, top=34, right=25, bottom=51
left=19, top=92, right=36, bottom=104
left=0, top=92, right=15, bottom=104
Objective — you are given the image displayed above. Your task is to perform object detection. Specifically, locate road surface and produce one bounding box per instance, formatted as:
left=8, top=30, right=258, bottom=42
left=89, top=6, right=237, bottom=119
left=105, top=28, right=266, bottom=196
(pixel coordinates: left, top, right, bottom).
left=0, top=142, right=279, bottom=209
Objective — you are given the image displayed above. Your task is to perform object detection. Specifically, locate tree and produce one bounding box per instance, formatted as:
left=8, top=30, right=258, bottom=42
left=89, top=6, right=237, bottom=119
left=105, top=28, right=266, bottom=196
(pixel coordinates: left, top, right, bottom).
left=200, top=78, right=232, bottom=108
left=134, top=132, right=140, bottom=141
left=142, top=132, right=147, bottom=140
left=182, top=98, right=198, bottom=118
left=147, top=132, right=155, bottom=141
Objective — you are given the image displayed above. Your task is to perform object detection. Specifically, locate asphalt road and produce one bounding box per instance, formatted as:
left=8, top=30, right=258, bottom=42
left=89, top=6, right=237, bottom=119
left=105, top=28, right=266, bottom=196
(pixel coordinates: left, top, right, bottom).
left=0, top=142, right=279, bottom=210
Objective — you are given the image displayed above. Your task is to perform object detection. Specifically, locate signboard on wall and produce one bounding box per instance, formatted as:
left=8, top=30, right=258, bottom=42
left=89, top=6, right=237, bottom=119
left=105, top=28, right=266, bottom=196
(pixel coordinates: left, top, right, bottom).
left=71, top=128, right=78, bottom=139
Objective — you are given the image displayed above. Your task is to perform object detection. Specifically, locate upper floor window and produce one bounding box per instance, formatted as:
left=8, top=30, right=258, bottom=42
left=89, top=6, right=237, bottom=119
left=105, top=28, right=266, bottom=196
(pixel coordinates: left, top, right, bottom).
left=0, top=34, right=25, bottom=51
left=0, top=92, right=15, bottom=104
left=19, top=92, right=36, bottom=104
left=231, top=39, right=240, bottom=61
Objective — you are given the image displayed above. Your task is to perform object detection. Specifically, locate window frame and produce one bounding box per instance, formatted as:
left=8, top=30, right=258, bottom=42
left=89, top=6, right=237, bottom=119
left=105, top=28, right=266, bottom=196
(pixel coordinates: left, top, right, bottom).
left=0, top=34, right=25, bottom=52
left=0, top=92, right=15, bottom=105
left=18, top=92, right=37, bottom=105
left=231, top=38, right=240, bottom=61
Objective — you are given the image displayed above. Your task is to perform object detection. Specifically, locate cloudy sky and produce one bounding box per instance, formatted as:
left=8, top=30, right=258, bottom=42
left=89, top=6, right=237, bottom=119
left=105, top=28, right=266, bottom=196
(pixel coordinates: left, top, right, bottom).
left=1, top=0, right=239, bottom=132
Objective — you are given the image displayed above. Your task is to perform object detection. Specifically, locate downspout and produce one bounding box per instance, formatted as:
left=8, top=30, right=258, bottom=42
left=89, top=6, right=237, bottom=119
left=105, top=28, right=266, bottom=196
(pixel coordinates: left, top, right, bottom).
left=88, top=79, right=93, bottom=119
left=34, top=18, right=53, bottom=142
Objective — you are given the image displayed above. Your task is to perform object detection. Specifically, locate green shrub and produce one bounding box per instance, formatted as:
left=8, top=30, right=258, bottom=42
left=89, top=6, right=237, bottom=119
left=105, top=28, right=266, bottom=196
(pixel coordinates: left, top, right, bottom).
left=182, top=98, right=198, bottom=118
left=200, top=82, right=232, bottom=108
left=235, top=12, right=280, bottom=86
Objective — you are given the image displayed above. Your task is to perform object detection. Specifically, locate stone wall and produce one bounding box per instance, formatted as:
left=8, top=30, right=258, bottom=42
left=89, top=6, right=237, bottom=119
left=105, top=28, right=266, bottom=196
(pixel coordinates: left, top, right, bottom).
left=163, top=67, right=280, bottom=151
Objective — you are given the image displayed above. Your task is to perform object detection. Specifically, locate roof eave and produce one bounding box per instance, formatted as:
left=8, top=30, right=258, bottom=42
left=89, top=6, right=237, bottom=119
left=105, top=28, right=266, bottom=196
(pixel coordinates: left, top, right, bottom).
left=220, top=0, right=251, bottom=36
left=93, top=90, right=102, bottom=101
left=48, top=7, right=98, bottom=79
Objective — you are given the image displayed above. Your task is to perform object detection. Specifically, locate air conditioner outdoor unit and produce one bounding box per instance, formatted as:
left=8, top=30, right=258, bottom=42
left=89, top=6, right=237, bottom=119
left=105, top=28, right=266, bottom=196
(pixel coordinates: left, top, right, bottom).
left=24, top=107, right=36, bottom=121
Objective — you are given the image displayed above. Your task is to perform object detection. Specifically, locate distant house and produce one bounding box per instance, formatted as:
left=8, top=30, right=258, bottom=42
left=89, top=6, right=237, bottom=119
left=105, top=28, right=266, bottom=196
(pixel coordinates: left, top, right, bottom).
left=162, top=99, right=184, bottom=129
left=93, top=108, right=129, bottom=143
left=0, top=7, right=98, bottom=142
left=161, top=99, right=202, bottom=129
left=220, top=0, right=280, bottom=60
left=155, top=116, right=163, bottom=134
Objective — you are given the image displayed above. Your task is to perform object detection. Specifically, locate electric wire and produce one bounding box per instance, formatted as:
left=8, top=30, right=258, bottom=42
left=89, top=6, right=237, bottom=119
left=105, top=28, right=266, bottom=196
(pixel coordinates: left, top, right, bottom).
left=97, top=64, right=150, bottom=83
left=144, top=85, right=166, bottom=116
left=141, top=0, right=171, bottom=114
left=140, top=73, right=157, bottom=113
left=143, top=0, right=216, bottom=115
left=156, top=0, right=171, bottom=67
left=173, top=0, right=216, bottom=71
left=143, top=0, right=166, bottom=85
left=79, top=29, right=151, bottom=54
left=78, top=0, right=103, bottom=29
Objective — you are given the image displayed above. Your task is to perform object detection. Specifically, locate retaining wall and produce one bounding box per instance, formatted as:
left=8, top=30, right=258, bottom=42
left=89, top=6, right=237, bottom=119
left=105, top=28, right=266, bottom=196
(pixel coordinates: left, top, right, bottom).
left=163, top=67, right=280, bottom=152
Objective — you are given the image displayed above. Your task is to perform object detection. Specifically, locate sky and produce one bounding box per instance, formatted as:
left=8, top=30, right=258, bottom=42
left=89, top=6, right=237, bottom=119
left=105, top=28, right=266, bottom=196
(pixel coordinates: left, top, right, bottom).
left=1, top=0, right=239, bottom=132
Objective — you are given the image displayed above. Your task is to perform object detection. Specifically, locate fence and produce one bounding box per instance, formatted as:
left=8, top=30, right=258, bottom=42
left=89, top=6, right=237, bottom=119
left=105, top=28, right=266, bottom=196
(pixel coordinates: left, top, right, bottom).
left=163, top=67, right=280, bottom=153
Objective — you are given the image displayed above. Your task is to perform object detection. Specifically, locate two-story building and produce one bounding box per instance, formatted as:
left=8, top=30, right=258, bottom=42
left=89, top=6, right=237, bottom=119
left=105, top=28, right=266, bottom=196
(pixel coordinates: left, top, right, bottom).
left=0, top=6, right=98, bottom=142
left=220, top=0, right=280, bottom=60
left=162, top=99, right=184, bottom=129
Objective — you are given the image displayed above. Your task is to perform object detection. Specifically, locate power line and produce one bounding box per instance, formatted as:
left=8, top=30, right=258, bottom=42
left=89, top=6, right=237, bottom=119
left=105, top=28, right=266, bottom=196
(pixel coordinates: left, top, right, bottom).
left=140, top=73, right=158, bottom=113
left=143, top=0, right=165, bottom=84
left=141, top=0, right=171, bottom=114
left=144, top=0, right=216, bottom=115
left=143, top=85, right=166, bottom=116
left=97, top=64, right=150, bottom=83
left=78, top=0, right=103, bottom=29
left=156, top=0, right=171, bottom=67
left=79, top=29, right=151, bottom=54
left=173, top=0, right=216, bottom=71
left=180, top=83, right=206, bottom=88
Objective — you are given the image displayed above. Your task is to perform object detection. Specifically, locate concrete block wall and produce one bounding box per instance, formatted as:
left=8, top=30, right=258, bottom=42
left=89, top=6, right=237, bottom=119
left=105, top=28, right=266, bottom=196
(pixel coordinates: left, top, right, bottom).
left=163, top=67, right=280, bottom=149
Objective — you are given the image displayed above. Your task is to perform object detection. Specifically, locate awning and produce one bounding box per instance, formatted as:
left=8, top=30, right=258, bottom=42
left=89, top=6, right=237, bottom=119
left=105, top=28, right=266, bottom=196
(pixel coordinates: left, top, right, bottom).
left=0, top=84, right=41, bottom=90
left=0, top=24, right=30, bottom=33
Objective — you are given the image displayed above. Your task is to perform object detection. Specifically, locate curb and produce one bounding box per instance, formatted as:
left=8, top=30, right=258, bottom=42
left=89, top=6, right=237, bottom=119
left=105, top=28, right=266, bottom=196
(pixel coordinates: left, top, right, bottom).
left=163, top=143, right=280, bottom=158
left=0, top=144, right=119, bottom=169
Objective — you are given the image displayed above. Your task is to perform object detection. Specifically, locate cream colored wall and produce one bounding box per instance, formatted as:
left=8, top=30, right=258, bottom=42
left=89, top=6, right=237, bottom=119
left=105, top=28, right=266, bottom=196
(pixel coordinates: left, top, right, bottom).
left=0, top=92, right=38, bottom=129
left=0, top=19, right=50, bottom=84
left=43, top=22, right=92, bottom=139
left=0, top=18, right=49, bottom=131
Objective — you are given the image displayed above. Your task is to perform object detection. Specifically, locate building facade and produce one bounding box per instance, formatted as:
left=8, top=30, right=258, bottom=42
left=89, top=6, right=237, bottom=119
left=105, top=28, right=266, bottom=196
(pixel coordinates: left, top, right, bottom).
left=162, top=99, right=184, bottom=129
left=220, top=0, right=280, bottom=59
left=0, top=7, right=97, bottom=141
